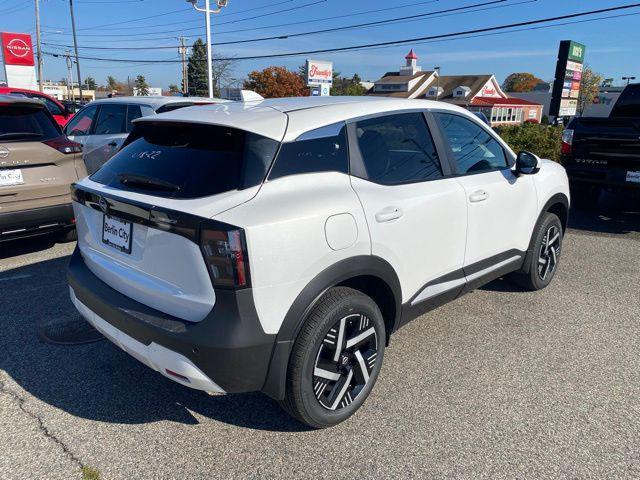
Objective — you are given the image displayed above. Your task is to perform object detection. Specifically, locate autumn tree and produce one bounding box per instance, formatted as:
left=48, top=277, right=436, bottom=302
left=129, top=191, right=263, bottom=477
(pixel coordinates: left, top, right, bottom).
left=578, top=65, right=603, bottom=115
left=502, top=72, right=544, bottom=92
left=106, top=76, right=118, bottom=90
left=168, top=84, right=180, bottom=95
left=244, top=66, right=308, bottom=98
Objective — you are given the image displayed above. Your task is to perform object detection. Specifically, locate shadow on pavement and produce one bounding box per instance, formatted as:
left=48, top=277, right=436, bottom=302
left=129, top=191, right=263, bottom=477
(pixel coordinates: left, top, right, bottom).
left=568, top=190, right=640, bottom=235
left=0, top=235, right=57, bottom=260
left=0, top=255, right=308, bottom=433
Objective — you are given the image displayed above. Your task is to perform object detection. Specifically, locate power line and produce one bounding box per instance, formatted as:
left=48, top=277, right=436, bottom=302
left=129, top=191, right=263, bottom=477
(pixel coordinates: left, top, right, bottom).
left=39, top=0, right=524, bottom=46
left=42, top=4, right=640, bottom=64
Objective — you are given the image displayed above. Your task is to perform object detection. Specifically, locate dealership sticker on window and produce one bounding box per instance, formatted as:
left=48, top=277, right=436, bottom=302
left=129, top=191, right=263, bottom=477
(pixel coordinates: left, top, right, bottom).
left=626, top=171, right=640, bottom=184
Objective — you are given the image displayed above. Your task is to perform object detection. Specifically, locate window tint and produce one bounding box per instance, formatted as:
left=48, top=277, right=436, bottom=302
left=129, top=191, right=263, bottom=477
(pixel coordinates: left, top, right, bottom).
left=64, top=105, right=97, bottom=136
left=354, top=112, right=441, bottom=184
left=269, top=122, right=348, bottom=180
left=126, top=105, right=143, bottom=133
left=91, top=123, right=279, bottom=199
left=94, top=104, right=127, bottom=135
left=437, top=113, right=507, bottom=174
left=0, top=105, right=60, bottom=142
left=32, top=95, right=64, bottom=116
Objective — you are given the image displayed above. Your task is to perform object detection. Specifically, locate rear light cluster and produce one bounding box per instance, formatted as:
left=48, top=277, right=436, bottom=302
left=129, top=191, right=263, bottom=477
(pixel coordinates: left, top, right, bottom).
left=561, top=129, right=574, bottom=155
left=44, top=135, right=82, bottom=154
left=200, top=225, right=249, bottom=289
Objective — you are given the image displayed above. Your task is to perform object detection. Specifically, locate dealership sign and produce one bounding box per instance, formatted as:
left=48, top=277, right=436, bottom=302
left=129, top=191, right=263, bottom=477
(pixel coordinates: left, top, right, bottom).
left=1, top=32, right=37, bottom=90
left=306, top=59, right=333, bottom=86
left=550, top=40, right=586, bottom=117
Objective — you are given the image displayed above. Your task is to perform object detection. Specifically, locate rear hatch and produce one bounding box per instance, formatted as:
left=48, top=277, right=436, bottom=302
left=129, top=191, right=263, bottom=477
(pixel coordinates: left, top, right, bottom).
left=0, top=101, right=82, bottom=212
left=73, top=117, right=284, bottom=322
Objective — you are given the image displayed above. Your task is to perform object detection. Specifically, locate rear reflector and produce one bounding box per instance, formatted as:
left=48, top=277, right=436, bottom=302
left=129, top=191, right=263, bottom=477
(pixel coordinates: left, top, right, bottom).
left=43, top=135, right=82, bottom=154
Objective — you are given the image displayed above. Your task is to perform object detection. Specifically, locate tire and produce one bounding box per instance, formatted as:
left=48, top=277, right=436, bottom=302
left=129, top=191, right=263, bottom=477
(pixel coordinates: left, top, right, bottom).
left=54, top=227, right=77, bottom=243
left=572, top=185, right=600, bottom=210
left=511, top=212, right=563, bottom=291
left=279, top=287, right=385, bottom=428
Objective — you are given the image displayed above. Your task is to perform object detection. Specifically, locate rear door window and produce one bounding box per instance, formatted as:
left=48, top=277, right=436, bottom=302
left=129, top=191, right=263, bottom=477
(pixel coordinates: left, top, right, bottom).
left=90, top=123, right=279, bottom=199
left=126, top=105, right=144, bottom=133
left=64, top=105, right=97, bottom=136
left=94, top=104, right=127, bottom=135
left=0, top=105, right=60, bottom=142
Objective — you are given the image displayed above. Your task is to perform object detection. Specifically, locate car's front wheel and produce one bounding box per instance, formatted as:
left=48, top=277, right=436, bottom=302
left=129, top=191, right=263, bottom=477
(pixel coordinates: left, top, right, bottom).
left=511, top=212, right=563, bottom=291
left=279, top=287, right=385, bottom=428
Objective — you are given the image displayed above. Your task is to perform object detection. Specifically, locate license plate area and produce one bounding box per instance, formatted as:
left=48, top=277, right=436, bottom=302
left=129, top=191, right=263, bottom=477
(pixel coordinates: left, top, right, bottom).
left=626, top=170, right=640, bottom=184
left=0, top=169, right=24, bottom=187
left=102, top=214, right=133, bottom=254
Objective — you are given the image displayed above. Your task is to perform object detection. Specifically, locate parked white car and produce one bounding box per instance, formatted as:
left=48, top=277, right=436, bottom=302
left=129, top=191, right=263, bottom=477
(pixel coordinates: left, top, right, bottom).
left=67, top=97, right=570, bottom=428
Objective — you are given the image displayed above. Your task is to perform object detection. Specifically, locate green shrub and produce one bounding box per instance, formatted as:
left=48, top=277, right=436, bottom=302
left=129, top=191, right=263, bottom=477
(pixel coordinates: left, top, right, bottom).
left=495, top=123, right=563, bottom=162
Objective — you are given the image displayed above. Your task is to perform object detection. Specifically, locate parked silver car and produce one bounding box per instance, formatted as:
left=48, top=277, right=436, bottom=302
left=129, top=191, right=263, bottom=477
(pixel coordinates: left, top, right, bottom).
left=63, top=96, right=225, bottom=174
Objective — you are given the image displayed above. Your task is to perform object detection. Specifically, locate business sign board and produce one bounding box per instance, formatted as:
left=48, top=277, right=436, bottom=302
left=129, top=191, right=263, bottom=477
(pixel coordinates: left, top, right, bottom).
left=1, top=32, right=37, bottom=90
left=306, top=59, right=333, bottom=86
left=550, top=40, right=585, bottom=117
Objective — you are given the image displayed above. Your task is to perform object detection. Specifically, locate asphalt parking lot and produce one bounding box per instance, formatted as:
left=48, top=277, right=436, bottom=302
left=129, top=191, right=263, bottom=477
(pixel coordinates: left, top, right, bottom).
left=1, top=197, right=639, bottom=480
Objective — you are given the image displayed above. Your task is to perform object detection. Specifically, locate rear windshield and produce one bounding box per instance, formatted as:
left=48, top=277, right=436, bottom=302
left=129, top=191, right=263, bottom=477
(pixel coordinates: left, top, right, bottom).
left=90, top=122, right=279, bottom=199
left=611, top=84, right=640, bottom=117
left=0, top=105, right=60, bottom=142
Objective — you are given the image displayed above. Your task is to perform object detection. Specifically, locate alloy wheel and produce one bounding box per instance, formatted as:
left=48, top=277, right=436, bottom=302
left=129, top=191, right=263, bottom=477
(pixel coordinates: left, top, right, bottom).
left=538, top=225, right=561, bottom=281
left=312, top=313, right=378, bottom=411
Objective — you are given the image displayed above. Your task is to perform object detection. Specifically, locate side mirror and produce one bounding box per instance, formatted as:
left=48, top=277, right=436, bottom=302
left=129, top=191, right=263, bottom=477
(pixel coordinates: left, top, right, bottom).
left=515, top=151, right=541, bottom=175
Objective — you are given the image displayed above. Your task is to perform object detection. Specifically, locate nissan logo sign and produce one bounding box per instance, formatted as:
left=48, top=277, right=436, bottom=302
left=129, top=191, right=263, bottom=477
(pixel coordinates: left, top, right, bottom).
left=6, top=38, right=30, bottom=58
left=98, top=196, right=109, bottom=214
left=0, top=146, right=9, bottom=159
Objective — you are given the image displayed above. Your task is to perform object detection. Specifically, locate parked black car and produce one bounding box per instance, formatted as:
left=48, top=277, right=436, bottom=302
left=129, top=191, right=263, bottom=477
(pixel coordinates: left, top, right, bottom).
left=561, top=83, right=640, bottom=206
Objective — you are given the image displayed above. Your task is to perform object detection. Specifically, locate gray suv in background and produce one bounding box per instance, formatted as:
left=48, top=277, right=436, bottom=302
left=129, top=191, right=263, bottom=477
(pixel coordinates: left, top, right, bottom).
left=64, top=96, right=224, bottom=174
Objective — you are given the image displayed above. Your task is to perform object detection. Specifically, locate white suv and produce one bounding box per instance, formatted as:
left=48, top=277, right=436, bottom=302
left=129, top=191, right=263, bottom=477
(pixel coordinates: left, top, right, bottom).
left=67, top=97, right=570, bottom=428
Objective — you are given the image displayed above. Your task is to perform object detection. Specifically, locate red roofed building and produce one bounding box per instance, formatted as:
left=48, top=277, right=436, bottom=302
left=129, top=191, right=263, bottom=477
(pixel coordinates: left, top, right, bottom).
left=368, top=50, right=543, bottom=126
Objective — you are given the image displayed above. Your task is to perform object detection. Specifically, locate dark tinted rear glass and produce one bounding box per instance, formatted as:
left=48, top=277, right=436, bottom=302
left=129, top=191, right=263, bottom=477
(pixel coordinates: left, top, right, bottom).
left=611, top=84, right=640, bottom=117
left=0, top=105, right=60, bottom=142
left=91, top=123, right=279, bottom=199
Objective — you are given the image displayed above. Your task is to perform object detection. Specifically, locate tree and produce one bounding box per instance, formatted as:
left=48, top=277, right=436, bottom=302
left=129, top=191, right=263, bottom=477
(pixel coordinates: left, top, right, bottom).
left=134, top=75, right=149, bottom=96
left=187, top=38, right=208, bottom=96
left=84, top=76, right=96, bottom=90
left=168, top=84, right=180, bottom=95
left=578, top=65, right=603, bottom=115
left=244, top=66, right=308, bottom=98
left=502, top=72, right=544, bottom=92
left=106, top=76, right=118, bottom=91
left=332, top=73, right=368, bottom=96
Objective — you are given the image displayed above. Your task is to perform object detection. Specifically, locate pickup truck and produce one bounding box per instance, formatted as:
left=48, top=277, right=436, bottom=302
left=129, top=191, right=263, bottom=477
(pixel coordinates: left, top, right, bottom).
left=561, top=83, right=640, bottom=206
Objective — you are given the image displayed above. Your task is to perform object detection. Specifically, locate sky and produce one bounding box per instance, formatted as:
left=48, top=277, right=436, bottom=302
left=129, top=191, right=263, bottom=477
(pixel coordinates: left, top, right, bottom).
left=2, top=0, right=639, bottom=89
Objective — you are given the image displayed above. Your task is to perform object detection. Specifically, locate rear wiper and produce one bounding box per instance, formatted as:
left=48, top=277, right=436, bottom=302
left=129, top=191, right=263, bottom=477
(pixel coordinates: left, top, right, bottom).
left=0, top=132, right=43, bottom=140
left=118, top=173, right=181, bottom=192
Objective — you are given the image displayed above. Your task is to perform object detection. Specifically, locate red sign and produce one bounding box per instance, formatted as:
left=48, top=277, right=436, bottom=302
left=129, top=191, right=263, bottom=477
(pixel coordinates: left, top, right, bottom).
left=2, top=32, right=35, bottom=67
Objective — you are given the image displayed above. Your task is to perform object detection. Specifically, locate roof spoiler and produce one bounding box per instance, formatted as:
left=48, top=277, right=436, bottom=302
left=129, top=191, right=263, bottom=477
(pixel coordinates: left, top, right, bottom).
left=219, top=88, right=264, bottom=102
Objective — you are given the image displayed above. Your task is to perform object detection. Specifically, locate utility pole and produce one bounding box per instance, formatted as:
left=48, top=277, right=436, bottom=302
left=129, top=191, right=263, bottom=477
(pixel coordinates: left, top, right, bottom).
left=65, top=50, right=75, bottom=102
left=34, top=0, right=43, bottom=91
left=69, top=0, right=84, bottom=103
left=178, top=36, right=189, bottom=95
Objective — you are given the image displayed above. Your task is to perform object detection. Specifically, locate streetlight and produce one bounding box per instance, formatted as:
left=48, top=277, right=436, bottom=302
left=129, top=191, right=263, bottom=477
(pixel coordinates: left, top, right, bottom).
left=622, top=76, right=636, bottom=85
left=186, top=0, right=229, bottom=98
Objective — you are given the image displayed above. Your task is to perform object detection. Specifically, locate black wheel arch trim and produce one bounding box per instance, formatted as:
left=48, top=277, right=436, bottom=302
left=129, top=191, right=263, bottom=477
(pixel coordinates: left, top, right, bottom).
left=261, top=255, right=401, bottom=400
left=521, top=192, right=569, bottom=274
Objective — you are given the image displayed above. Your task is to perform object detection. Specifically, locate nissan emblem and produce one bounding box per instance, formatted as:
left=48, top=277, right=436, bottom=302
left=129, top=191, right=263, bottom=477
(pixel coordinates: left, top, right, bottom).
left=99, top=196, right=109, bottom=214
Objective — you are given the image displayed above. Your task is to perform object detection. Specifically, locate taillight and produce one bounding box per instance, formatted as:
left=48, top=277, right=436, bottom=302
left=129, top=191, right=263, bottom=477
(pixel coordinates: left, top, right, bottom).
left=43, top=135, right=82, bottom=154
left=200, top=224, right=249, bottom=289
left=561, top=129, right=573, bottom=155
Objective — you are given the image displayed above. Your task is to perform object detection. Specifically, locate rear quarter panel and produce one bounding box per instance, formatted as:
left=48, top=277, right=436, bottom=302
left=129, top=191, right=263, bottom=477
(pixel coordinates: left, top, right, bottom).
left=214, top=172, right=371, bottom=335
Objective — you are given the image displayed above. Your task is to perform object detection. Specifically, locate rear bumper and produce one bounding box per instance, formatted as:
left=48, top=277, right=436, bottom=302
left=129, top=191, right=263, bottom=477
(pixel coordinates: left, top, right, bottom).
left=0, top=203, right=74, bottom=241
left=564, top=164, right=640, bottom=190
left=67, top=247, right=277, bottom=394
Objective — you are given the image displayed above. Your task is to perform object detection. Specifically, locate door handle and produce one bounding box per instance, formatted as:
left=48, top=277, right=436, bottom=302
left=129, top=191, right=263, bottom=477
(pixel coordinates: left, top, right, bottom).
left=107, top=141, right=118, bottom=147
left=375, top=206, right=403, bottom=223
left=469, top=190, right=489, bottom=203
